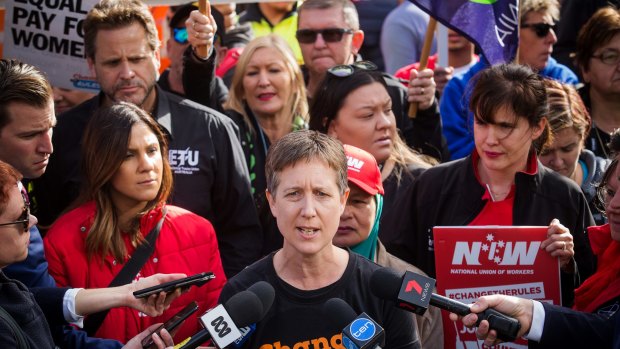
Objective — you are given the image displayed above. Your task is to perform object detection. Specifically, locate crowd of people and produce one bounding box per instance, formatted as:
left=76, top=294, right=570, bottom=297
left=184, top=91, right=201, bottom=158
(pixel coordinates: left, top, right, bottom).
left=1, top=0, right=620, bottom=347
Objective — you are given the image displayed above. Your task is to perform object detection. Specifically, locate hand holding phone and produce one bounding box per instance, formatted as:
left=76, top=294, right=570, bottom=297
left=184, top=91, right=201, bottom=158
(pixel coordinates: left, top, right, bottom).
left=133, top=272, right=215, bottom=299
left=141, top=301, right=199, bottom=348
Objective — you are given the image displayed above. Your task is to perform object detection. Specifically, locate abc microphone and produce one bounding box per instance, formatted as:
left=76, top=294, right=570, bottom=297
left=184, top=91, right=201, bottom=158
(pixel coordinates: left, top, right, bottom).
left=178, top=281, right=275, bottom=349
left=370, top=267, right=521, bottom=342
left=323, top=298, right=385, bottom=349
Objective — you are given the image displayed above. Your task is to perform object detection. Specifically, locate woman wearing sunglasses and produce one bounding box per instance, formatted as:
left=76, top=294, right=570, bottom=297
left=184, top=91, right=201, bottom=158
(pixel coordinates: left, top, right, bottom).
left=43, top=103, right=227, bottom=343
left=308, top=62, right=436, bottom=267
left=440, top=0, right=578, bottom=160
left=219, top=34, right=309, bottom=254
left=406, top=64, right=595, bottom=307
left=575, top=7, right=620, bottom=159
left=0, top=178, right=35, bottom=268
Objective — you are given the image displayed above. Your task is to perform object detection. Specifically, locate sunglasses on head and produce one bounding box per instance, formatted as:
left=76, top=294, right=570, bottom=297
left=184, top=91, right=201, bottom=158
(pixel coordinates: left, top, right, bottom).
left=173, top=27, right=189, bottom=44
left=327, top=61, right=378, bottom=78
left=521, top=22, right=555, bottom=38
left=0, top=181, right=30, bottom=232
left=296, top=28, right=354, bottom=44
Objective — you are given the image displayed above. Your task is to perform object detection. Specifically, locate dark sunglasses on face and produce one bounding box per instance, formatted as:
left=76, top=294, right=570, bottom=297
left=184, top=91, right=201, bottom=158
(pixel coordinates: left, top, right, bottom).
left=0, top=182, right=30, bottom=232
left=327, top=60, right=378, bottom=78
left=521, top=22, right=555, bottom=38
left=296, top=28, right=354, bottom=44
left=173, top=27, right=189, bottom=44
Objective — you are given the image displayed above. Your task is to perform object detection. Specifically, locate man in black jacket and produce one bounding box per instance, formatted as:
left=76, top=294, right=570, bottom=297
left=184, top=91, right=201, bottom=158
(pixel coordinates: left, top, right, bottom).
left=453, top=294, right=619, bottom=348
left=296, top=0, right=448, bottom=161
left=34, top=0, right=262, bottom=278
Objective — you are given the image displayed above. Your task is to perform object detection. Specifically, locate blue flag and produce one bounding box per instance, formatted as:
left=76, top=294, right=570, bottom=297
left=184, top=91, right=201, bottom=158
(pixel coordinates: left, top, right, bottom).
left=410, top=0, right=519, bottom=65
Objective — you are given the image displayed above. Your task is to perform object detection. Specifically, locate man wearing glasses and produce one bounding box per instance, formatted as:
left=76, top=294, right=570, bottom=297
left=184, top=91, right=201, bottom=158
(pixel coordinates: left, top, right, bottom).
left=183, top=0, right=447, bottom=161
left=296, top=0, right=448, bottom=162
left=440, top=0, right=579, bottom=160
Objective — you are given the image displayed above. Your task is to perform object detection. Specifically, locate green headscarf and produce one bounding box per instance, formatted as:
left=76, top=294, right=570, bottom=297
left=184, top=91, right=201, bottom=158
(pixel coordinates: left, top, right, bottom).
left=351, top=194, right=383, bottom=261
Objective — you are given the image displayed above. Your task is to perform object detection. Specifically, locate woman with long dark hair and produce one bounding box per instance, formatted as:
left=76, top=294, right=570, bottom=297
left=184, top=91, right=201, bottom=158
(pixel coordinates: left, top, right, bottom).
left=44, top=102, right=226, bottom=343
left=308, top=64, right=436, bottom=264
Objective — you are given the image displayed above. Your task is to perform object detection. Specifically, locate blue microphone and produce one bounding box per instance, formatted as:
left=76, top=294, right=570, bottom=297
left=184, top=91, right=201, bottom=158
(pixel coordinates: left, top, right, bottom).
left=323, top=298, right=384, bottom=349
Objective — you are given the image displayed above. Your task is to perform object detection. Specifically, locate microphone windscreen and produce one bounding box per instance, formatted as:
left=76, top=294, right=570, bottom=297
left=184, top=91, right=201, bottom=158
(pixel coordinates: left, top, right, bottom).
left=322, top=298, right=358, bottom=330
left=224, top=290, right=264, bottom=327
left=247, top=281, right=275, bottom=317
left=370, top=267, right=405, bottom=300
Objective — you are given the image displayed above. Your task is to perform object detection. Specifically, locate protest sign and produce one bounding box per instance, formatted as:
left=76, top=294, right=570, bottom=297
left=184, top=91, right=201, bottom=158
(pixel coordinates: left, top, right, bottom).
left=3, top=0, right=99, bottom=90
left=434, top=226, right=561, bottom=349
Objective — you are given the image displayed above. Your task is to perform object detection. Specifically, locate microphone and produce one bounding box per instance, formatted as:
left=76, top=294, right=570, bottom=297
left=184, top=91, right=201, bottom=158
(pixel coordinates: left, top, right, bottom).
left=322, top=298, right=385, bottom=349
left=246, top=281, right=275, bottom=319
left=230, top=281, right=276, bottom=348
left=369, top=268, right=521, bottom=342
left=178, top=281, right=275, bottom=349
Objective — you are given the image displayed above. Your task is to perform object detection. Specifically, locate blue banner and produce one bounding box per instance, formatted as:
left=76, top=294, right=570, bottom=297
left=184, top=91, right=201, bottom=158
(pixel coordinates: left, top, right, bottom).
left=411, top=0, right=519, bottom=65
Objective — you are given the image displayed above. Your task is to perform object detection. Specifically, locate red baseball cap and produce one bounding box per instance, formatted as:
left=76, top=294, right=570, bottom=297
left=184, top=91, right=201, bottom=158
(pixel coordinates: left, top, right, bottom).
left=343, top=144, right=384, bottom=196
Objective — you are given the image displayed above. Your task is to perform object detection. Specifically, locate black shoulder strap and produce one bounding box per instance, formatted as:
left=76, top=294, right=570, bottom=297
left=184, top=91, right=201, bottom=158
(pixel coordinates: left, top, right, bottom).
left=0, top=305, right=31, bottom=349
left=84, top=207, right=167, bottom=336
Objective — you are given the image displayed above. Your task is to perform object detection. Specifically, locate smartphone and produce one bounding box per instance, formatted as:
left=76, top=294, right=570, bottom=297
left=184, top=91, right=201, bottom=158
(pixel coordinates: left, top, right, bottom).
left=141, top=301, right=199, bottom=348
left=133, top=272, right=215, bottom=299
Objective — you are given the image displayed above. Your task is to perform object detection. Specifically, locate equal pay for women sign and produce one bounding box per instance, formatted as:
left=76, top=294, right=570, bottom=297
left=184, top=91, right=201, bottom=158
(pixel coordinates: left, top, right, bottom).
left=3, top=0, right=100, bottom=91
left=434, top=226, right=561, bottom=349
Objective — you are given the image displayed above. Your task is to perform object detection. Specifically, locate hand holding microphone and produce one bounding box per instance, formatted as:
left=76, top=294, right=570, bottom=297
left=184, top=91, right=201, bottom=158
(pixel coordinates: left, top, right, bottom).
left=369, top=268, right=521, bottom=342
left=449, top=295, right=534, bottom=347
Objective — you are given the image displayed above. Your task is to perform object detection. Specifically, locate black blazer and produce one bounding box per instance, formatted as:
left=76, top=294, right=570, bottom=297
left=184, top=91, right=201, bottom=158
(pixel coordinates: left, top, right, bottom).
left=529, top=302, right=619, bottom=348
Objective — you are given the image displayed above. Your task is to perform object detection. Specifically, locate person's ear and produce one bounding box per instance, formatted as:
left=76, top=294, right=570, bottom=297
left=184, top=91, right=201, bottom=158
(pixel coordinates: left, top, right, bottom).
left=154, top=49, right=161, bottom=72
left=581, top=66, right=591, bottom=84
left=87, top=58, right=96, bottom=78
left=339, top=188, right=350, bottom=214
left=351, top=30, right=364, bottom=55
left=532, top=118, right=546, bottom=140
left=266, top=189, right=277, bottom=218
left=327, top=119, right=338, bottom=139
left=216, top=46, right=228, bottom=64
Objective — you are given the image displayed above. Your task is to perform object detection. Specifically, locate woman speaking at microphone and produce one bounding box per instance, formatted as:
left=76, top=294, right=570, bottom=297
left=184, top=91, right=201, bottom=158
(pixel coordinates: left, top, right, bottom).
left=403, top=64, right=595, bottom=307
left=217, top=131, right=419, bottom=349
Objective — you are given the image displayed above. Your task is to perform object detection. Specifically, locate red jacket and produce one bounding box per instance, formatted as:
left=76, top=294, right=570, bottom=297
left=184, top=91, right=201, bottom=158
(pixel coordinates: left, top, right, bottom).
left=574, top=224, right=620, bottom=313
left=44, top=202, right=227, bottom=343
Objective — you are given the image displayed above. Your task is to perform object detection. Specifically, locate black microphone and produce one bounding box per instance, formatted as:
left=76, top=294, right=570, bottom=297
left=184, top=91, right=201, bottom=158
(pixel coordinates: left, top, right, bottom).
left=178, top=281, right=275, bottom=349
left=369, top=267, right=521, bottom=342
left=323, top=298, right=385, bottom=349
left=247, top=281, right=275, bottom=319
left=228, top=281, right=277, bottom=348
